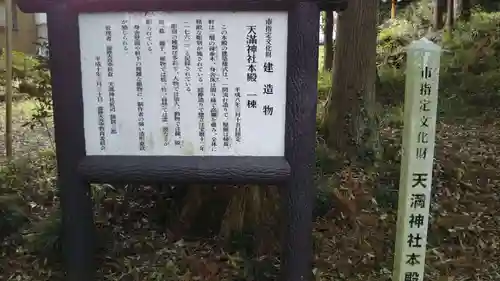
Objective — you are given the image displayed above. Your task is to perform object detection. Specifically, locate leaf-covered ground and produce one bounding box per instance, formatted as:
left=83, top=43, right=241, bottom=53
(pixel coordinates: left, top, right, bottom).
left=313, top=118, right=500, bottom=281
left=1, top=100, right=499, bottom=281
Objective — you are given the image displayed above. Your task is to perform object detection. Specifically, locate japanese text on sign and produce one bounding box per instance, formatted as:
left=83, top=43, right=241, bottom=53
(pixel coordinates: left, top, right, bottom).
left=79, top=12, right=288, bottom=156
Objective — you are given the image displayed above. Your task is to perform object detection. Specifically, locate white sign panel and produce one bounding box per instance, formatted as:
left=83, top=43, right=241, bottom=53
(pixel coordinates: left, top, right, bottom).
left=79, top=12, right=288, bottom=156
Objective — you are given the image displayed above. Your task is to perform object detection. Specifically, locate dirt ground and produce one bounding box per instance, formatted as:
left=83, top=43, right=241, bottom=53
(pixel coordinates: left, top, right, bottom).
left=1, top=100, right=499, bottom=281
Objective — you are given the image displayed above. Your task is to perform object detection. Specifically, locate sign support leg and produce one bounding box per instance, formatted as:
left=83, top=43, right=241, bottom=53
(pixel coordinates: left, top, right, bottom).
left=280, top=3, right=320, bottom=281
left=47, top=10, right=95, bottom=281
left=59, top=177, right=95, bottom=281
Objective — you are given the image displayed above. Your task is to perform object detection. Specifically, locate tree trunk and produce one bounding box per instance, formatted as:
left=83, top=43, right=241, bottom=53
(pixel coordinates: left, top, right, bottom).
left=461, top=0, right=471, bottom=21
left=454, top=0, right=462, bottom=19
left=446, top=0, right=455, bottom=30
left=433, top=0, right=446, bottom=30
left=323, top=0, right=381, bottom=163
left=323, top=11, right=334, bottom=71
left=391, top=0, right=397, bottom=19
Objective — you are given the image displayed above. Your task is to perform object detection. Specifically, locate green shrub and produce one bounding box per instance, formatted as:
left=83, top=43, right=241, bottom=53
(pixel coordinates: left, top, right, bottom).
left=0, top=46, right=53, bottom=129
left=0, top=150, right=58, bottom=253
left=376, top=9, right=500, bottom=116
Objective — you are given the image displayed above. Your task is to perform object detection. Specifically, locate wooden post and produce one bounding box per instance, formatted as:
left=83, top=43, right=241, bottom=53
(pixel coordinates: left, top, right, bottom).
left=4, top=0, right=13, bottom=160
left=391, top=0, right=396, bottom=19
left=47, top=9, right=95, bottom=281
left=392, top=38, right=441, bottom=281
left=280, top=3, right=319, bottom=281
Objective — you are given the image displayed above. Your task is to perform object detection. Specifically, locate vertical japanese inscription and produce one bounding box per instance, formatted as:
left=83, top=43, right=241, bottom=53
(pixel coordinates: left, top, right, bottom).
left=105, top=25, right=118, bottom=135
left=401, top=60, right=436, bottom=271
left=146, top=18, right=153, bottom=53
left=245, top=25, right=258, bottom=112
left=121, top=19, right=129, bottom=53
left=235, top=87, right=241, bottom=143
left=134, top=24, right=146, bottom=151
left=221, top=25, right=230, bottom=148
left=262, top=17, right=274, bottom=117
left=95, top=56, right=105, bottom=150
left=208, top=19, right=218, bottom=151
left=195, top=19, right=205, bottom=152
left=246, top=25, right=257, bottom=82
left=184, top=21, right=193, bottom=146
left=172, top=23, right=182, bottom=147
left=416, top=64, right=433, bottom=161
left=265, top=18, right=272, bottom=58
left=159, top=19, right=169, bottom=146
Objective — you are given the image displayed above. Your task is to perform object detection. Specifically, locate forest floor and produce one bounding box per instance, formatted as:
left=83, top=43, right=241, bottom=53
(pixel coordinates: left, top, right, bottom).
left=0, top=101, right=54, bottom=163
left=1, top=99, right=499, bottom=281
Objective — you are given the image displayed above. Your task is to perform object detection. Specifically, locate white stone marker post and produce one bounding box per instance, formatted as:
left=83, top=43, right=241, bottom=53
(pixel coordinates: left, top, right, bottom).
left=392, top=38, right=441, bottom=281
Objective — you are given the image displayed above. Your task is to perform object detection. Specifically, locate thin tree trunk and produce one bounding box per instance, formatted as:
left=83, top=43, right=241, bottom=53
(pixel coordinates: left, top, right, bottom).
left=323, top=0, right=381, bottom=163
left=433, top=0, right=446, bottom=30
left=454, top=0, right=462, bottom=20
left=446, top=0, right=455, bottom=32
left=324, top=11, right=334, bottom=71
left=4, top=0, right=14, bottom=160
left=391, top=0, right=397, bottom=19
left=446, top=0, right=455, bottom=31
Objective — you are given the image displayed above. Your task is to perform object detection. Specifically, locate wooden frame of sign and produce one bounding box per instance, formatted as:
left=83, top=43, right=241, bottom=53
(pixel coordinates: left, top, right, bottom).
left=18, top=0, right=347, bottom=280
